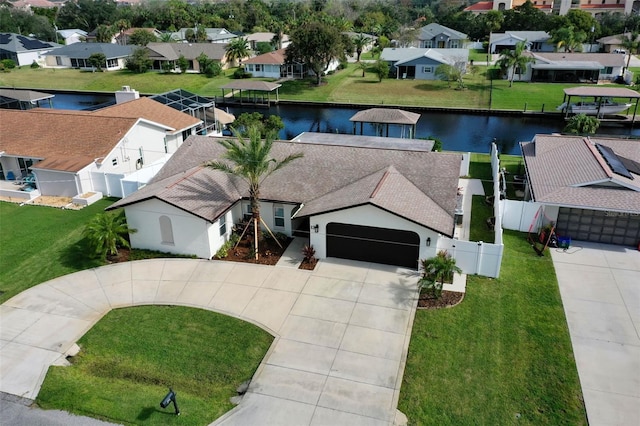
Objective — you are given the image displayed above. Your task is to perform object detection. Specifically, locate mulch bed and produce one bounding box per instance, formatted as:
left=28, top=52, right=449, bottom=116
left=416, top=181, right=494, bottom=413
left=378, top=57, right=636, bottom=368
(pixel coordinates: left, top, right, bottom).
left=107, top=248, right=131, bottom=263
left=417, top=290, right=464, bottom=309
left=215, top=237, right=292, bottom=266
left=298, top=258, right=318, bottom=270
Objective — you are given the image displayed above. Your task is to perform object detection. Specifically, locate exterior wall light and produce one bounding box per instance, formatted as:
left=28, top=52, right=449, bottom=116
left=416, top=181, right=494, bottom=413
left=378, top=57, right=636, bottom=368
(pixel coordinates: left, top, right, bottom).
left=312, top=224, right=319, bottom=233
left=426, top=237, right=431, bottom=247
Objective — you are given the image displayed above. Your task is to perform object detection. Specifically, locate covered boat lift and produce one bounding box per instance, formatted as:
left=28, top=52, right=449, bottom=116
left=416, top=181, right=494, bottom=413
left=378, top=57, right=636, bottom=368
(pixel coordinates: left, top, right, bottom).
left=218, top=81, right=281, bottom=107
left=560, top=87, right=640, bottom=123
left=350, top=108, right=421, bottom=138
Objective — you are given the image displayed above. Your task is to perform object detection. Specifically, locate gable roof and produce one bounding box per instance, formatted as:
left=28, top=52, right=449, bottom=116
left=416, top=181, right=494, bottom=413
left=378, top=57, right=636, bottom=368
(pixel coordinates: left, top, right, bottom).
left=521, top=135, right=640, bottom=213
left=380, top=47, right=467, bottom=65
left=0, top=109, right=137, bottom=172
left=0, top=33, right=59, bottom=53
left=597, top=32, right=640, bottom=45
left=45, top=43, right=135, bottom=59
left=56, top=29, right=88, bottom=39
left=110, top=136, right=462, bottom=235
left=350, top=108, right=420, bottom=125
left=418, top=23, right=467, bottom=41
left=529, top=52, right=626, bottom=67
left=243, top=48, right=287, bottom=65
left=146, top=42, right=227, bottom=61
left=490, top=31, right=551, bottom=45
left=91, top=97, right=201, bottom=134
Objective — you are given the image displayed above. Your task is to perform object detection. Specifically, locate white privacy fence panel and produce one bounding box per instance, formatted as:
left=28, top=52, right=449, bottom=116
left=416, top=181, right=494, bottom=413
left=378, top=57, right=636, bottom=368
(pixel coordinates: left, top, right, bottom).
left=501, top=200, right=543, bottom=232
left=91, top=172, right=125, bottom=198
left=437, top=238, right=503, bottom=278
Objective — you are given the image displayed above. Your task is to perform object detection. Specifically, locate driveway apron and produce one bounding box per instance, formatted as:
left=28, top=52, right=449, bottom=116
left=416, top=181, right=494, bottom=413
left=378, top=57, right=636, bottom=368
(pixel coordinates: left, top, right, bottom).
left=0, top=258, right=419, bottom=425
left=551, top=242, right=640, bottom=426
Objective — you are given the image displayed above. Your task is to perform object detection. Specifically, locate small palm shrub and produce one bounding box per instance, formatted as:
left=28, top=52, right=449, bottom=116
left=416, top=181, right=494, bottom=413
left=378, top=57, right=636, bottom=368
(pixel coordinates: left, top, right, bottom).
left=302, top=244, right=316, bottom=263
left=83, top=211, right=136, bottom=260
left=418, top=250, right=462, bottom=299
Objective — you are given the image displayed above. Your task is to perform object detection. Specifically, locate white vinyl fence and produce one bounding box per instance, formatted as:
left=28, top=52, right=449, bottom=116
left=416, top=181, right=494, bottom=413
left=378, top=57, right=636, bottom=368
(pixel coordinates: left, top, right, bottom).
left=500, top=199, right=543, bottom=232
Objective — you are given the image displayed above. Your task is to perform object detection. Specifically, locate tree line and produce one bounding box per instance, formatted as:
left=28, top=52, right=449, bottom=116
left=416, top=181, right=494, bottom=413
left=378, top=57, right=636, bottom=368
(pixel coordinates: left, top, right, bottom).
left=2, top=0, right=639, bottom=46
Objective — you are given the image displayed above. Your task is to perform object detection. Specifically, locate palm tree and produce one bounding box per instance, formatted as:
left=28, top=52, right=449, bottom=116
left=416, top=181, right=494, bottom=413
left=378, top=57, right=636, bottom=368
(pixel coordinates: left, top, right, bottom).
left=159, top=32, right=175, bottom=43
left=83, top=211, right=136, bottom=260
left=95, top=24, right=115, bottom=43
left=225, top=37, right=249, bottom=67
left=114, top=19, right=130, bottom=45
left=352, top=33, right=369, bottom=62
left=355, top=61, right=368, bottom=77
left=619, top=32, right=640, bottom=71
left=419, top=250, right=462, bottom=299
left=204, top=128, right=303, bottom=260
left=496, top=41, right=533, bottom=87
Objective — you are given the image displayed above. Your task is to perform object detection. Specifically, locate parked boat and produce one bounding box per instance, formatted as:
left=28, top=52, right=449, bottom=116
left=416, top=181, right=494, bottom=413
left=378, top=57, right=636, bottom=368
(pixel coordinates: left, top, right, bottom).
left=557, top=98, right=632, bottom=116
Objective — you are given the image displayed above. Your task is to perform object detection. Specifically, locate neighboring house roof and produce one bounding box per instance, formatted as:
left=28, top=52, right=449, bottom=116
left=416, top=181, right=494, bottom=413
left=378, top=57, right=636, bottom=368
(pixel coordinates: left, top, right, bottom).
left=0, top=109, right=138, bottom=172
left=110, top=136, right=462, bottom=236
left=171, top=28, right=236, bottom=42
left=0, top=88, right=54, bottom=103
left=291, top=132, right=434, bottom=152
left=10, top=0, right=56, bottom=8
left=145, top=42, right=227, bottom=61
left=350, top=108, right=420, bottom=125
left=56, top=29, right=88, bottom=39
left=597, top=32, right=640, bottom=45
left=92, top=97, right=202, bottom=135
left=418, top=23, right=467, bottom=41
left=528, top=52, right=626, bottom=68
left=521, top=135, right=640, bottom=213
left=243, top=48, right=286, bottom=65
left=490, top=31, right=551, bottom=45
left=464, top=1, right=494, bottom=11
left=0, top=33, right=59, bottom=53
left=246, top=32, right=288, bottom=44
left=45, top=43, right=135, bottom=59
left=381, top=48, right=467, bottom=65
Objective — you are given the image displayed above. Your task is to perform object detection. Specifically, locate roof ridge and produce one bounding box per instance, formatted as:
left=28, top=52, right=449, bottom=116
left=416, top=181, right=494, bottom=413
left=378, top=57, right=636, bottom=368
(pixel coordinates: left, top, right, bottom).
left=584, top=137, right=613, bottom=178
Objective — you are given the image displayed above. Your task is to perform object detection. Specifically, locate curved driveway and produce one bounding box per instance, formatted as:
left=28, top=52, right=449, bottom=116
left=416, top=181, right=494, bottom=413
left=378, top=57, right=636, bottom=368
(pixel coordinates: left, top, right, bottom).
left=0, top=258, right=419, bottom=425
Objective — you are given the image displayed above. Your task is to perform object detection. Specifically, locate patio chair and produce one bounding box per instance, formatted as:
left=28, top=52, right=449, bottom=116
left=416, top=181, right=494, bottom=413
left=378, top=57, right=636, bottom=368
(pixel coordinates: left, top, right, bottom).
left=6, top=171, right=15, bottom=181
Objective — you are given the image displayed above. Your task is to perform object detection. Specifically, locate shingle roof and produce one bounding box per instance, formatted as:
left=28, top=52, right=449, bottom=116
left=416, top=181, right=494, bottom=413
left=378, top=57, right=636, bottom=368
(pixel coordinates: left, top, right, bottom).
left=350, top=108, right=420, bottom=125
left=521, top=135, right=640, bottom=213
left=464, top=1, right=494, bottom=11
left=92, top=97, right=201, bottom=134
left=597, top=32, right=640, bottom=45
left=418, top=23, right=467, bottom=41
left=45, top=43, right=135, bottom=59
left=530, top=52, right=626, bottom=67
left=243, top=48, right=286, bottom=65
left=490, top=31, right=551, bottom=45
left=0, top=33, right=58, bottom=53
left=146, top=42, right=227, bottom=61
left=110, top=136, right=462, bottom=235
left=0, top=109, right=137, bottom=172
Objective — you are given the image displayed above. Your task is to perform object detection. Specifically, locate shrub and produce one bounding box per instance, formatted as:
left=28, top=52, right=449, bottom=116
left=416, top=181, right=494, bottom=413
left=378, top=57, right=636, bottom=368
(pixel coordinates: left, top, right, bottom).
left=302, top=244, right=316, bottom=263
left=233, top=67, right=252, bottom=79
left=215, top=234, right=240, bottom=258
left=30, top=60, right=40, bottom=69
left=205, top=62, right=222, bottom=78
left=1, top=59, right=16, bottom=69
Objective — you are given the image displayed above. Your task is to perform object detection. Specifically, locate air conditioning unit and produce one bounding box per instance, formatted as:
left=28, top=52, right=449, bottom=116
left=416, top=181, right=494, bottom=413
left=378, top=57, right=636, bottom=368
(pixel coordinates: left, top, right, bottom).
left=122, top=85, right=131, bottom=91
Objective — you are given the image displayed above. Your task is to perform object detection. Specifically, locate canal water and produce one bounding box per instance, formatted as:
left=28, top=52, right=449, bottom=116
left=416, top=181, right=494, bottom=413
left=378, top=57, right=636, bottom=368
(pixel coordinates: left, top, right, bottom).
left=50, top=92, right=640, bottom=155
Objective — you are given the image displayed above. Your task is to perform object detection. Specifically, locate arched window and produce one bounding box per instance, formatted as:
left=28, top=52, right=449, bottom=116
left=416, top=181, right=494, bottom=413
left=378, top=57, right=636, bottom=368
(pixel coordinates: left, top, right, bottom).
left=159, top=216, right=174, bottom=245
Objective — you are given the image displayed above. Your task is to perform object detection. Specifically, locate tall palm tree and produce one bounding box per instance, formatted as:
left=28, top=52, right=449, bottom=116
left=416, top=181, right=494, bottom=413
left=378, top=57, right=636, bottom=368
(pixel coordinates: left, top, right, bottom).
left=352, top=33, right=369, bottom=62
left=619, top=32, right=640, bottom=71
left=225, top=37, right=249, bottom=67
left=496, top=41, right=533, bottom=87
left=205, top=128, right=303, bottom=260
left=95, top=24, right=115, bottom=43
left=83, top=211, right=136, bottom=260
left=114, top=19, right=131, bottom=45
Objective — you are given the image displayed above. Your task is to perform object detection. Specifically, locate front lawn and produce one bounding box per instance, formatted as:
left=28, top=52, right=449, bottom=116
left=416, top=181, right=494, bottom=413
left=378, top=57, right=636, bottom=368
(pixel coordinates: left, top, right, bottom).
left=37, top=305, right=273, bottom=425
left=398, top=230, right=586, bottom=425
left=0, top=200, right=115, bottom=303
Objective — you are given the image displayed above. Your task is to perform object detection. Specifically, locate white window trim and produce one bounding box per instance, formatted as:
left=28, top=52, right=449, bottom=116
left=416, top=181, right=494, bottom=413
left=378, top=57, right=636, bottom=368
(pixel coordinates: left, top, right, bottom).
left=273, top=205, right=285, bottom=228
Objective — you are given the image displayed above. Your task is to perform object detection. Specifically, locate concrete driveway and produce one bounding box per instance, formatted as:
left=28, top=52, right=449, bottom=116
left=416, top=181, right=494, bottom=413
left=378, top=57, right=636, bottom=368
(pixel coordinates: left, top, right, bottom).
left=0, top=258, right=419, bottom=425
left=551, top=242, right=640, bottom=426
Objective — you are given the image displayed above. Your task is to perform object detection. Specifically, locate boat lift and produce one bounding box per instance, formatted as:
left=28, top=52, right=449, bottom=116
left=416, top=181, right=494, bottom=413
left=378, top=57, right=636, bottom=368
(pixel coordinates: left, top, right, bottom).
left=559, top=87, right=640, bottom=123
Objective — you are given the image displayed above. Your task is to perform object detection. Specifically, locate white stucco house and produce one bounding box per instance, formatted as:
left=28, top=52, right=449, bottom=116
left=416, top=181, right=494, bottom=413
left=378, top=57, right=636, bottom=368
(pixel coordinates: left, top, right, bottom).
left=490, top=31, right=554, bottom=54
left=0, top=97, right=201, bottom=200
left=43, top=43, right=135, bottom=70
left=515, top=52, right=626, bottom=83
left=381, top=48, right=469, bottom=80
left=108, top=135, right=463, bottom=269
left=56, top=29, right=87, bottom=45
left=0, top=33, right=60, bottom=66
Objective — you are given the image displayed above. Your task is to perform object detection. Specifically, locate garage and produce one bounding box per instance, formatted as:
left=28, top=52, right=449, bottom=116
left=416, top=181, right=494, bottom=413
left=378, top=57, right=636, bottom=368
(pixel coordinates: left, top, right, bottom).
left=326, top=222, right=420, bottom=269
left=556, top=207, right=640, bottom=246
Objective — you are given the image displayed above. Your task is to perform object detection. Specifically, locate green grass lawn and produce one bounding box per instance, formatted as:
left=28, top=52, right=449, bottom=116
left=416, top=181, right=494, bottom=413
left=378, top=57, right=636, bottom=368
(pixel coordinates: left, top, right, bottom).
left=398, top=230, right=586, bottom=425
left=37, top=305, right=273, bottom=425
left=0, top=200, right=115, bottom=303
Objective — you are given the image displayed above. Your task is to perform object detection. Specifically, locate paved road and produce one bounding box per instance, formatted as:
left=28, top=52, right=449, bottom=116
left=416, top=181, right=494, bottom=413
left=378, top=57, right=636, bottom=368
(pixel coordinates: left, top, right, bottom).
left=551, top=242, right=640, bottom=426
left=1, top=258, right=420, bottom=425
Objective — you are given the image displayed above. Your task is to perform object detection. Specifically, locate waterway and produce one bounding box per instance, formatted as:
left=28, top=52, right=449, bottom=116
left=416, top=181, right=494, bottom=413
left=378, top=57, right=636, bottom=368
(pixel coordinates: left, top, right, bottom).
left=50, top=92, right=640, bottom=155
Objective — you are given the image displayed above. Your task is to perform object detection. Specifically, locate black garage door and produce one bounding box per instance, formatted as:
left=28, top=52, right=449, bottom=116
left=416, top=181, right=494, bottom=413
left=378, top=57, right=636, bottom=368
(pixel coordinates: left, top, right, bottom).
left=326, top=223, right=420, bottom=269
left=556, top=207, right=640, bottom=246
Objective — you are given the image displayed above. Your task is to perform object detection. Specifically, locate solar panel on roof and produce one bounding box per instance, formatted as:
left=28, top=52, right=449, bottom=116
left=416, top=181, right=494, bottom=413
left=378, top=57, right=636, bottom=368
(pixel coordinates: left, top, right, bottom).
left=596, top=144, right=634, bottom=179
left=619, top=155, right=640, bottom=176
left=0, top=34, right=11, bottom=44
left=17, top=35, right=53, bottom=50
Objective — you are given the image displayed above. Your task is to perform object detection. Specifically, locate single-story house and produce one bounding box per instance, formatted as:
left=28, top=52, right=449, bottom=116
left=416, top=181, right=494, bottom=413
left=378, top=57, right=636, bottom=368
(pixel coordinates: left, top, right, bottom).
left=43, top=43, right=135, bottom=70
left=0, top=97, right=201, bottom=199
left=0, top=33, right=60, bottom=66
left=114, top=28, right=162, bottom=45
left=170, top=28, right=237, bottom=44
left=243, top=49, right=305, bottom=79
left=417, top=23, right=468, bottom=49
left=381, top=48, right=469, bottom=80
left=597, top=32, right=640, bottom=53
left=517, top=52, right=625, bottom=83
left=490, top=31, right=554, bottom=54
left=56, top=29, right=87, bottom=45
left=9, top=0, right=57, bottom=10
left=144, top=42, right=228, bottom=72
left=108, top=135, right=463, bottom=269
left=520, top=134, right=640, bottom=247
left=246, top=32, right=290, bottom=50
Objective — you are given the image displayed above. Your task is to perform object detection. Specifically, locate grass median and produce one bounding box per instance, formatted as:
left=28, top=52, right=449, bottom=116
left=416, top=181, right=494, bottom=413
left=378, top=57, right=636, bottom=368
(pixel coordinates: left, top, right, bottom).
left=37, top=305, right=273, bottom=425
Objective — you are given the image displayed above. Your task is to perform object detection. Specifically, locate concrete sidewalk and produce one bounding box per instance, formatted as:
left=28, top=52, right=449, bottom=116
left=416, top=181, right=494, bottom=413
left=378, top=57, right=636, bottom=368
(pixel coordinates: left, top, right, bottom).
left=551, top=242, right=640, bottom=426
left=0, top=258, right=420, bottom=425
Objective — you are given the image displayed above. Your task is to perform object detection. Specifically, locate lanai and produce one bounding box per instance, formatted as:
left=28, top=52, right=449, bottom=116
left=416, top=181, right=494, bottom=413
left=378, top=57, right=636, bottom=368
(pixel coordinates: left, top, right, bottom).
left=560, top=86, right=640, bottom=122
left=0, top=89, right=54, bottom=110
left=350, top=108, right=421, bottom=138
left=219, top=81, right=282, bottom=107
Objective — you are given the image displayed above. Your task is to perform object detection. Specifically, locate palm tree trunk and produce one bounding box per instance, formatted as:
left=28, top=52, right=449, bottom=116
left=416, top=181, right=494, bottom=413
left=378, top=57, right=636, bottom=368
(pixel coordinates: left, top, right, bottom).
left=251, top=187, right=260, bottom=260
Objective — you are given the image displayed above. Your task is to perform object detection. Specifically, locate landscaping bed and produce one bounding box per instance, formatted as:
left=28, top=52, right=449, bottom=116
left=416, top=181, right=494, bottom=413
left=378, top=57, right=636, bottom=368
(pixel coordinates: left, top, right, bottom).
left=214, top=234, right=292, bottom=266
left=417, top=290, right=464, bottom=309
